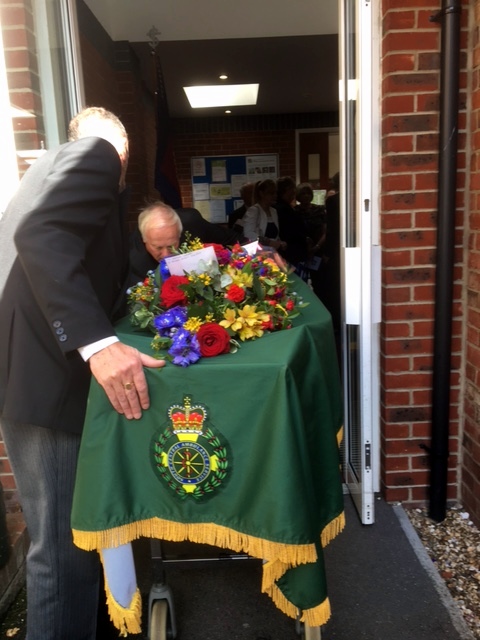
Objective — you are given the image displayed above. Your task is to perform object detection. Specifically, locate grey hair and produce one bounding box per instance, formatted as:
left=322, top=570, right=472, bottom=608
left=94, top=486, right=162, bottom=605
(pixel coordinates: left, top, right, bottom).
left=138, top=202, right=183, bottom=240
left=67, top=107, right=127, bottom=142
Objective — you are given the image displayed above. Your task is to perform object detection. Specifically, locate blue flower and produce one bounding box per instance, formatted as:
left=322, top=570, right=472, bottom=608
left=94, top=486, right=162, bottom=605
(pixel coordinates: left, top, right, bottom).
left=160, top=259, right=171, bottom=281
left=168, top=328, right=201, bottom=367
left=153, top=306, right=187, bottom=336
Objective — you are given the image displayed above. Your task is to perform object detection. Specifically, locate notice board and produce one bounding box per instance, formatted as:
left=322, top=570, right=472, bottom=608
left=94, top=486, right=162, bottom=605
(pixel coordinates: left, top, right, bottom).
left=191, top=154, right=279, bottom=224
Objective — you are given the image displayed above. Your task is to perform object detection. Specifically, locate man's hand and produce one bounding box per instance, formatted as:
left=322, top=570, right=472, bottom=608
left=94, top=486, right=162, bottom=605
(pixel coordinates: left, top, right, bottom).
left=88, top=342, right=165, bottom=419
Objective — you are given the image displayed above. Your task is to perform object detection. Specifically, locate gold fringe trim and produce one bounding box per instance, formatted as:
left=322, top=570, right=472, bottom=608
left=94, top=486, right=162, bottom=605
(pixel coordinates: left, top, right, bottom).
left=75, top=512, right=345, bottom=632
left=73, top=519, right=317, bottom=566
left=261, top=558, right=291, bottom=592
left=262, top=581, right=332, bottom=627
left=103, top=572, right=142, bottom=637
left=337, top=425, right=344, bottom=447
left=320, top=511, right=345, bottom=547
left=300, top=597, right=332, bottom=627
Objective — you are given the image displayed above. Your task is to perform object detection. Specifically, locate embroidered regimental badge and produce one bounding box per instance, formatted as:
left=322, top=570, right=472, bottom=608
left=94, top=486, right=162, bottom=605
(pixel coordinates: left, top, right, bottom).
left=151, top=395, right=230, bottom=500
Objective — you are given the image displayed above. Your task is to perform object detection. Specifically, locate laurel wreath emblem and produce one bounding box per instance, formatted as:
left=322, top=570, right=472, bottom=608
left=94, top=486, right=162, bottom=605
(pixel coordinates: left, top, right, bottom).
left=151, top=424, right=230, bottom=500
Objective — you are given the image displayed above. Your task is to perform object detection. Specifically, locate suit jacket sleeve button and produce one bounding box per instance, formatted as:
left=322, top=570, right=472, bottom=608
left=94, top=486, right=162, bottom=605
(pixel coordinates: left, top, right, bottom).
left=55, top=327, right=64, bottom=335
left=53, top=320, right=61, bottom=328
left=59, top=334, right=67, bottom=342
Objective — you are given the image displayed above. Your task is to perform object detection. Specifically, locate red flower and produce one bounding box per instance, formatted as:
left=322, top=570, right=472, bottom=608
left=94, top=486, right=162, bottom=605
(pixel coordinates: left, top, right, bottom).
left=197, top=323, right=231, bottom=357
left=262, top=316, right=273, bottom=330
left=204, top=243, right=225, bottom=254
left=160, top=275, right=189, bottom=308
left=225, top=284, right=245, bottom=303
left=204, top=243, right=231, bottom=265
left=286, top=300, right=295, bottom=311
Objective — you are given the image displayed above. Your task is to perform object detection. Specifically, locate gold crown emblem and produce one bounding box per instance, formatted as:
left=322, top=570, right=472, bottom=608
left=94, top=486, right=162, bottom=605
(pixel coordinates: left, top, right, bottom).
left=168, top=396, right=206, bottom=436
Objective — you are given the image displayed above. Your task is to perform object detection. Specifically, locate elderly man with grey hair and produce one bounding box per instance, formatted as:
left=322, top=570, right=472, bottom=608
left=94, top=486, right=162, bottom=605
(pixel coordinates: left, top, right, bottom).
left=138, top=201, right=183, bottom=262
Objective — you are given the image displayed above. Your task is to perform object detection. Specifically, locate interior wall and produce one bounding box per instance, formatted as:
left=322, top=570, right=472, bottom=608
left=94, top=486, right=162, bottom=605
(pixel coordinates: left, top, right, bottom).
left=172, top=129, right=296, bottom=209
left=77, top=0, right=158, bottom=222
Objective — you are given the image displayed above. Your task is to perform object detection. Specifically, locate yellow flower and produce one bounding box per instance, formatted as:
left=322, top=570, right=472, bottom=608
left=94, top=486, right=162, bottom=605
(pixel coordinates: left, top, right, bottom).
left=219, top=308, right=243, bottom=333
left=188, top=272, right=213, bottom=287
left=183, top=317, right=204, bottom=333
left=220, top=305, right=270, bottom=341
left=198, top=273, right=212, bottom=286
left=226, top=266, right=253, bottom=288
left=187, top=238, right=204, bottom=251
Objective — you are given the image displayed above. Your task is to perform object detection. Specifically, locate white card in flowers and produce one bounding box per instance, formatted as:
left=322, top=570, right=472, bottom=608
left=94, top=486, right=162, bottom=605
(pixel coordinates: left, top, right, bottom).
left=165, top=246, right=217, bottom=276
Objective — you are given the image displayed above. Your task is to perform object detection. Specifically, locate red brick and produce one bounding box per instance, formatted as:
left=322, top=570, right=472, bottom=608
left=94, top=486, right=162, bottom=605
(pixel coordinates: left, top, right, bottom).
left=383, top=52, right=416, bottom=74
left=383, top=487, right=410, bottom=502
left=383, top=31, right=439, bottom=54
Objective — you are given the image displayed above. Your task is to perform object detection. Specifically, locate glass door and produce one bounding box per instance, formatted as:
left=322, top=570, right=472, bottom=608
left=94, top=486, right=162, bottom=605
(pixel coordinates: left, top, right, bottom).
left=339, top=0, right=380, bottom=524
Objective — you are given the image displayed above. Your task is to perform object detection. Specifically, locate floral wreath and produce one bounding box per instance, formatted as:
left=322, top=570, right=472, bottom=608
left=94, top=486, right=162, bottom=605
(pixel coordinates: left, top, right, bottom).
left=127, top=237, right=308, bottom=366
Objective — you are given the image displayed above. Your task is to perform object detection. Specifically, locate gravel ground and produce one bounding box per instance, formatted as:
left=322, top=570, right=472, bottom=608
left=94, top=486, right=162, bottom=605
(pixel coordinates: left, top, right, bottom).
left=406, top=505, right=480, bottom=640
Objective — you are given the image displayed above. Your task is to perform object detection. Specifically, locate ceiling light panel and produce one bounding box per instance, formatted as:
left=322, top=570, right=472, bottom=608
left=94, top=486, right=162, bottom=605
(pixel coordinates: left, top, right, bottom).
left=183, top=83, right=259, bottom=109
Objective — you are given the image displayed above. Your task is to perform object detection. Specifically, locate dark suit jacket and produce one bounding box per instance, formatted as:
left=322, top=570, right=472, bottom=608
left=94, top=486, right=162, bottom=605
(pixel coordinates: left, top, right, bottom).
left=274, top=200, right=308, bottom=266
left=0, top=137, right=129, bottom=434
left=177, top=208, right=245, bottom=246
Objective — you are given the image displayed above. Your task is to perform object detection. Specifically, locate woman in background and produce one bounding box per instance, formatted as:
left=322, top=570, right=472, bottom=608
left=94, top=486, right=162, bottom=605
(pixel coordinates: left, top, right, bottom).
left=242, top=179, right=286, bottom=251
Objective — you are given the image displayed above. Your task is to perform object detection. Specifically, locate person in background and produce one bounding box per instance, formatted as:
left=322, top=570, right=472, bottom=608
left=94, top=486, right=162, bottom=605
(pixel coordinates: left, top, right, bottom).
left=317, top=172, right=341, bottom=358
left=295, top=182, right=326, bottom=294
left=228, top=181, right=254, bottom=230
left=326, top=171, right=340, bottom=200
left=274, top=176, right=308, bottom=278
left=177, top=206, right=246, bottom=245
left=242, top=179, right=286, bottom=251
left=0, top=107, right=165, bottom=640
left=295, top=182, right=326, bottom=250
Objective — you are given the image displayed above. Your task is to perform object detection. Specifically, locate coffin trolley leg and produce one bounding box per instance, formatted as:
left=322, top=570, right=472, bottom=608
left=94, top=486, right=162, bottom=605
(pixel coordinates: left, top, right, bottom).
left=148, top=539, right=177, bottom=639
left=296, top=614, right=322, bottom=640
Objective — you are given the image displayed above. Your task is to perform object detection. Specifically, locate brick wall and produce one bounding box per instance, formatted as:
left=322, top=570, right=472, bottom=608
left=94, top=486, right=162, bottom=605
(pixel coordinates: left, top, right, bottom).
left=0, top=0, right=44, bottom=510
left=1, top=0, right=44, bottom=176
left=380, top=1, right=468, bottom=507
left=462, top=0, right=480, bottom=525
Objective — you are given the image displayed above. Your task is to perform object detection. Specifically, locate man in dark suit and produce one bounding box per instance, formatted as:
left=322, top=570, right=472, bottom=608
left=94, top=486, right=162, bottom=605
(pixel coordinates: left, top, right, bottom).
left=0, top=107, right=164, bottom=640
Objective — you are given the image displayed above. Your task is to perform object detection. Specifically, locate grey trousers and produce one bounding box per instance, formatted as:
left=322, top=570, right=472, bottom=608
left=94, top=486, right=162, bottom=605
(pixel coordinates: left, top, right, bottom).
left=0, top=417, right=100, bottom=640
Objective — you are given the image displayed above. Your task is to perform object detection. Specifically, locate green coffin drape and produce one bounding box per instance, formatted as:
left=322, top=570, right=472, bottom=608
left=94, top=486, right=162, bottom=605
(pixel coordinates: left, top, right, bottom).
left=72, top=276, right=344, bottom=633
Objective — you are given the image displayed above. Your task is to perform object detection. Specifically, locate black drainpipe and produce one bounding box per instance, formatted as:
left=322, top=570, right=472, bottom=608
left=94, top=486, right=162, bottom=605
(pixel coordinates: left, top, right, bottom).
left=428, top=0, right=462, bottom=523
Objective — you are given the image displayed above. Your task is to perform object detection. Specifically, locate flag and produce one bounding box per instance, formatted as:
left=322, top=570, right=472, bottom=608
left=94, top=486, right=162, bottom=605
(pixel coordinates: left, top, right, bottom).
left=153, top=50, right=182, bottom=208
left=72, top=277, right=345, bottom=634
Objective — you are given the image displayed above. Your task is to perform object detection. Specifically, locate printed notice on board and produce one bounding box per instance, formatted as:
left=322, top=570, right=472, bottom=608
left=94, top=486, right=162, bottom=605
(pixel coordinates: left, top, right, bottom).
left=246, top=155, right=278, bottom=179
left=231, top=174, right=248, bottom=197
left=193, top=183, right=210, bottom=201
left=211, top=159, right=227, bottom=182
left=210, top=200, right=226, bottom=223
left=192, top=158, right=206, bottom=177
left=210, top=183, right=231, bottom=200
left=194, top=201, right=211, bottom=221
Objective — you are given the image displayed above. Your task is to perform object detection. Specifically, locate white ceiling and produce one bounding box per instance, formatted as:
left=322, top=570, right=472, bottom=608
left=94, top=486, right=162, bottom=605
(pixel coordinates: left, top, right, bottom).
left=83, top=0, right=338, bottom=41
left=82, top=0, right=340, bottom=118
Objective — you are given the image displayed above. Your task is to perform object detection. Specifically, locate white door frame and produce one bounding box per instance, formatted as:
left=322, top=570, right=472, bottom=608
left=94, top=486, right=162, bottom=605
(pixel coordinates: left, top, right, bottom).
left=339, top=0, right=381, bottom=524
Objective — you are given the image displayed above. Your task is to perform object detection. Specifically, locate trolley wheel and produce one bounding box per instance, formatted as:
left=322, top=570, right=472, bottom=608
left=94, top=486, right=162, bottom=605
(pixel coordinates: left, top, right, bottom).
left=149, top=599, right=168, bottom=640
left=304, top=624, right=322, bottom=640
